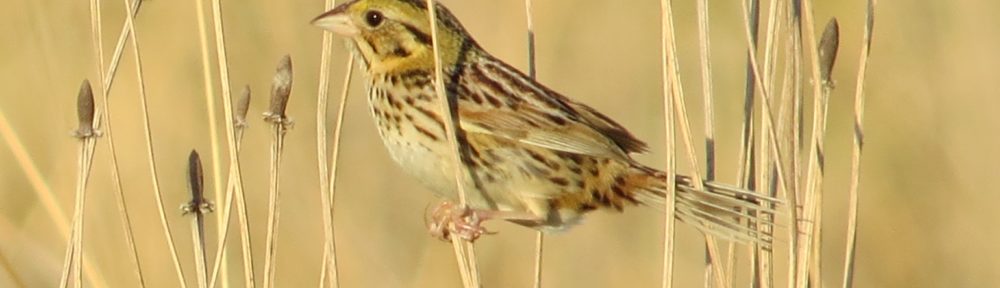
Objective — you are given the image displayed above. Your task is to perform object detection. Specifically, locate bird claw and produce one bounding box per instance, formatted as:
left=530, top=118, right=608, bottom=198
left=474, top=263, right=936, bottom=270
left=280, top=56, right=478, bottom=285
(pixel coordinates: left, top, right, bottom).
left=426, top=201, right=495, bottom=242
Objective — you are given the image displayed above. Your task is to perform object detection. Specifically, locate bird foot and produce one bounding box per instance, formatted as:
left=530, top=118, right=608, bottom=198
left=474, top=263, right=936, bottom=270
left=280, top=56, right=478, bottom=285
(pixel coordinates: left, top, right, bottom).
left=426, top=201, right=495, bottom=242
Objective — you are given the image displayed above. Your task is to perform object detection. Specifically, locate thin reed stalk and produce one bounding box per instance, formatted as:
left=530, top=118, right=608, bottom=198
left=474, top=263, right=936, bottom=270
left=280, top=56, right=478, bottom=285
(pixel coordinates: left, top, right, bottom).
left=695, top=0, right=715, bottom=183
left=59, top=81, right=99, bottom=288
left=315, top=1, right=342, bottom=286
left=191, top=0, right=228, bottom=284
left=17, top=1, right=139, bottom=286
left=750, top=2, right=790, bottom=282
left=522, top=1, right=544, bottom=287
left=57, top=227, right=74, bottom=288
left=87, top=0, right=145, bottom=285
left=262, top=55, right=294, bottom=288
left=659, top=1, right=728, bottom=287
left=322, top=57, right=356, bottom=288
left=733, top=3, right=806, bottom=287
left=121, top=0, right=189, bottom=285
left=807, top=19, right=840, bottom=287
left=794, top=0, right=835, bottom=283
left=731, top=0, right=759, bottom=284
left=207, top=87, right=251, bottom=288
left=737, top=0, right=793, bottom=216
left=657, top=1, right=677, bottom=287
left=69, top=138, right=90, bottom=288
left=1, top=83, right=100, bottom=288
left=842, top=2, right=876, bottom=287
left=785, top=1, right=804, bottom=284
left=208, top=0, right=256, bottom=285
left=425, top=0, right=481, bottom=286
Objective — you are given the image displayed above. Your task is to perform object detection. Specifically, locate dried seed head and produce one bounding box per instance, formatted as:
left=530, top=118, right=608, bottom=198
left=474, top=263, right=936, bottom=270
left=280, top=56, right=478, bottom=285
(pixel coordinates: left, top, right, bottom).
left=265, top=55, right=293, bottom=123
left=74, top=79, right=96, bottom=139
left=235, top=85, right=251, bottom=129
left=818, top=18, right=840, bottom=87
left=188, top=150, right=204, bottom=202
left=183, top=150, right=213, bottom=215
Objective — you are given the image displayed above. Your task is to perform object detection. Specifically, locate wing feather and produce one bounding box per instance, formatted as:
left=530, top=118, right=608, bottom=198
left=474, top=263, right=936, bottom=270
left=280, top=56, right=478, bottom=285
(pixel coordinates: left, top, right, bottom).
left=455, top=58, right=647, bottom=160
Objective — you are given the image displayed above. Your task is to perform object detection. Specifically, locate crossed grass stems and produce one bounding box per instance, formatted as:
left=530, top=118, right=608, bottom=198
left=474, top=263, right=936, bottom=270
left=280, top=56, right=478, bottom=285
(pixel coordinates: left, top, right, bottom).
left=16, top=0, right=877, bottom=287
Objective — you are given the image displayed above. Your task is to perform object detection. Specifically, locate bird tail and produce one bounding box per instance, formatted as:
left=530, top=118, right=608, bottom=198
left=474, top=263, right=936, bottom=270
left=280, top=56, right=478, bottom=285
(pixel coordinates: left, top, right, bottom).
left=632, top=167, right=780, bottom=245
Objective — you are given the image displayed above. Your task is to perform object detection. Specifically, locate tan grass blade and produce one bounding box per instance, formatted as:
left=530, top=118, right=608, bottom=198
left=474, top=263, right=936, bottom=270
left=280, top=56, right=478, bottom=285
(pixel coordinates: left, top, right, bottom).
left=322, top=57, right=354, bottom=288
left=522, top=1, right=545, bottom=287
left=207, top=87, right=250, bottom=288
left=121, top=0, right=189, bottom=285
left=262, top=55, right=294, bottom=288
left=793, top=5, right=837, bottom=285
left=208, top=0, right=256, bottom=285
left=659, top=1, right=729, bottom=287
left=425, top=0, right=481, bottom=286
left=87, top=0, right=146, bottom=285
left=731, top=0, right=759, bottom=284
left=190, top=0, right=229, bottom=285
left=842, top=1, right=876, bottom=287
left=657, top=1, right=678, bottom=287
left=314, top=1, right=342, bottom=287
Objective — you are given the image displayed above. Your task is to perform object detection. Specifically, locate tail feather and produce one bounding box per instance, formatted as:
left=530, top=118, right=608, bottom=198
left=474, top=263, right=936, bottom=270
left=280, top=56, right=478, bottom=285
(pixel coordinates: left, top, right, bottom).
left=638, top=171, right=780, bottom=246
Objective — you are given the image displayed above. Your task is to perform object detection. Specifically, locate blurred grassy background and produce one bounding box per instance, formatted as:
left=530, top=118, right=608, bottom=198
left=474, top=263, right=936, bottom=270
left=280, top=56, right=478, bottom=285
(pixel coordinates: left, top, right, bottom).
left=2, top=0, right=997, bottom=287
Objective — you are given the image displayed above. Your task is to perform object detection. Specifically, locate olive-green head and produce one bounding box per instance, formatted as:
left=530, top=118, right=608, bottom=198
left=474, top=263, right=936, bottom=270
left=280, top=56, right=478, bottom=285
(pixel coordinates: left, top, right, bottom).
left=312, top=0, right=477, bottom=74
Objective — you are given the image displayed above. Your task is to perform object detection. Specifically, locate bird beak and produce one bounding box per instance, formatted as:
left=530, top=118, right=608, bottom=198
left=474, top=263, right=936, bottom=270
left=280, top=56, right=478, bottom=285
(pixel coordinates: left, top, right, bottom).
left=311, top=9, right=359, bottom=36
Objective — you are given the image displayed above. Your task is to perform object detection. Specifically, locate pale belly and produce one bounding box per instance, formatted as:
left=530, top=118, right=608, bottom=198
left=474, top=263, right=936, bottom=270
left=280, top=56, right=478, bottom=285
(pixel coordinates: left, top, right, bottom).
left=375, top=127, right=456, bottom=196
left=364, top=76, right=592, bottom=230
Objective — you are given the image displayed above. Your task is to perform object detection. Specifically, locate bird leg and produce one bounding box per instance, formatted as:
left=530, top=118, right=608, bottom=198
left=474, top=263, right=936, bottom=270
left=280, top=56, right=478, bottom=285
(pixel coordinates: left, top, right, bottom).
left=426, top=201, right=544, bottom=242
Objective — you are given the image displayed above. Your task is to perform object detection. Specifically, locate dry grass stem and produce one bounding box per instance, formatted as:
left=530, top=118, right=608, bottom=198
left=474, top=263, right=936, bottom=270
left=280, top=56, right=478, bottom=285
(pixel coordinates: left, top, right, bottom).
left=72, top=82, right=97, bottom=288
left=737, top=0, right=793, bottom=210
left=208, top=0, right=256, bottom=285
left=658, top=1, right=728, bottom=287
left=208, top=88, right=250, bottom=288
left=68, top=142, right=89, bottom=288
left=695, top=0, right=715, bottom=182
left=122, top=0, right=188, bottom=285
left=733, top=2, right=805, bottom=286
left=190, top=0, right=229, bottom=284
left=425, top=1, right=482, bottom=287
left=793, top=4, right=837, bottom=284
left=808, top=19, right=839, bottom=286
left=657, top=1, right=677, bottom=286
left=314, top=1, right=341, bottom=286
left=522, top=1, right=544, bottom=287
left=750, top=2, right=788, bottom=282
left=785, top=2, right=804, bottom=284
left=59, top=80, right=100, bottom=288
left=842, top=2, right=876, bottom=287
left=57, top=228, right=74, bottom=288
left=262, top=55, right=294, bottom=288
left=322, top=56, right=356, bottom=288
left=86, top=1, right=146, bottom=285
left=730, top=0, right=758, bottom=284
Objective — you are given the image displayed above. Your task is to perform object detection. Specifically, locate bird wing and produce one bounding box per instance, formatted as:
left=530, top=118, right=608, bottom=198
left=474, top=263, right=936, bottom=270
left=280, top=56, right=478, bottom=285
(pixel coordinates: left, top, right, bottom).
left=454, top=59, right=647, bottom=160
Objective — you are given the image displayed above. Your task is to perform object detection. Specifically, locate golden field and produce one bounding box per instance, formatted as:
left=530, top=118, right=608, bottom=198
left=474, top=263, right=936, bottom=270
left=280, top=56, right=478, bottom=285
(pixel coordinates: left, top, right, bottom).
left=1, top=0, right=997, bottom=287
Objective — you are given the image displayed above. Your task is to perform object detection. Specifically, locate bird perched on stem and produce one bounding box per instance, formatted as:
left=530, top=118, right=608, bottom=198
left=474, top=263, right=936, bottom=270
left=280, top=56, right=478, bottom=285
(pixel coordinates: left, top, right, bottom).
left=313, top=0, right=776, bottom=243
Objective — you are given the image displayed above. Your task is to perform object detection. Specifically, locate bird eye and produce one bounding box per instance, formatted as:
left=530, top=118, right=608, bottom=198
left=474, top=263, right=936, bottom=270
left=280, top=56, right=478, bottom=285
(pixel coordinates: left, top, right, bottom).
left=364, top=10, right=384, bottom=27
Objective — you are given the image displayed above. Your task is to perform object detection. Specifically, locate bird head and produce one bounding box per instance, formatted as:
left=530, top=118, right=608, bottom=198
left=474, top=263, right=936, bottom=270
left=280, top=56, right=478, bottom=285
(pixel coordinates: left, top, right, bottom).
left=311, top=0, right=477, bottom=75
